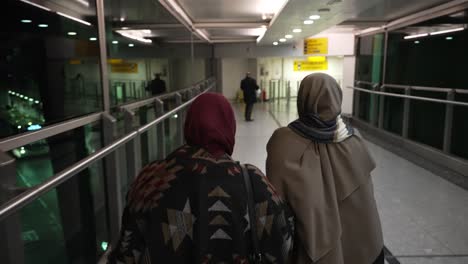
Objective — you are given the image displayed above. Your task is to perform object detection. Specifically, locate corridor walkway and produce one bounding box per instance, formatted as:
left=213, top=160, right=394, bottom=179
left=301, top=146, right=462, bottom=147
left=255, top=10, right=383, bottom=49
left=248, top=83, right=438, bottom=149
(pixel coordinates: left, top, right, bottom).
left=231, top=100, right=468, bottom=264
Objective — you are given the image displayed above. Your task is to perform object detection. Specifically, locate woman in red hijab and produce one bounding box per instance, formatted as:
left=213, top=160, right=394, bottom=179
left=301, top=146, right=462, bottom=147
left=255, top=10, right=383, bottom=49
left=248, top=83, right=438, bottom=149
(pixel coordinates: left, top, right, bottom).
left=108, top=93, right=293, bottom=264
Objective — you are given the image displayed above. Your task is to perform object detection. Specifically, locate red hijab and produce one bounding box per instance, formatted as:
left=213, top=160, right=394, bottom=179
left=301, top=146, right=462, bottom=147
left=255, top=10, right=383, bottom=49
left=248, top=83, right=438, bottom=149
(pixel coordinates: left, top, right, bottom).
left=184, top=93, right=236, bottom=158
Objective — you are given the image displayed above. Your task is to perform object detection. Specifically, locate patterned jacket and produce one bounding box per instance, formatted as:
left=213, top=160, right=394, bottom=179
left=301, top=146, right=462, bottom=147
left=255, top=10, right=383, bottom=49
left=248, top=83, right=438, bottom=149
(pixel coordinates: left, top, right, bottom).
left=108, top=145, right=294, bottom=264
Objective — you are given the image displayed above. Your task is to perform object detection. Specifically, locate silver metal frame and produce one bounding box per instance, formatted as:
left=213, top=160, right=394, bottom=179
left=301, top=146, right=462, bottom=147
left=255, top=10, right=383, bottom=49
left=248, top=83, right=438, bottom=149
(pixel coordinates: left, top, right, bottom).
left=348, top=84, right=468, bottom=155
left=0, top=82, right=214, bottom=222
left=0, top=113, right=102, bottom=152
left=0, top=152, right=25, bottom=264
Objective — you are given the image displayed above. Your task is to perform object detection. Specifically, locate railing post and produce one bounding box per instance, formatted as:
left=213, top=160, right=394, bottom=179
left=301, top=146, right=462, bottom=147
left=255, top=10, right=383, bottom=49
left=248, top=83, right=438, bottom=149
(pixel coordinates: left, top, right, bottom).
left=269, top=80, right=272, bottom=101
left=443, top=90, right=455, bottom=153
left=124, top=109, right=142, bottom=178
left=0, top=151, right=25, bottom=264
left=370, top=83, right=379, bottom=126
left=155, top=99, right=166, bottom=159
left=175, top=93, right=184, bottom=147
left=378, top=85, right=385, bottom=129
left=402, top=87, right=411, bottom=138
left=122, top=83, right=127, bottom=103
left=287, top=81, right=291, bottom=101
left=102, top=113, right=123, bottom=245
left=353, top=81, right=361, bottom=118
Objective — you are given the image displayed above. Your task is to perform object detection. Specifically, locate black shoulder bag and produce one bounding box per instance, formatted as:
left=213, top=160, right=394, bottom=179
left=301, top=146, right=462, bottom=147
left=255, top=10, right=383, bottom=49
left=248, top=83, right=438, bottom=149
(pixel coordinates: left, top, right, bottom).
left=240, top=164, right=264, bottom=263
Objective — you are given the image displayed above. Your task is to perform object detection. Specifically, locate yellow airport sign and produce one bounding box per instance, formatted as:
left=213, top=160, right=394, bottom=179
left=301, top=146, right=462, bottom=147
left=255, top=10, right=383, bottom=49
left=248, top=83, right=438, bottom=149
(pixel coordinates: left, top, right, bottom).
left=304, top=38, right=328, bottom=55
left=111, top=62, right=138, bottom=73
left=294, top=58, right=328, bottom=71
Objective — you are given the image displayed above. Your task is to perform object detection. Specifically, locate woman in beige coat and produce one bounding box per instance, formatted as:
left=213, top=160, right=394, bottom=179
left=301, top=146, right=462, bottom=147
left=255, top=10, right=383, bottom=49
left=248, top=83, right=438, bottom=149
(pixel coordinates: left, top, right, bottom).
left=266, top=73, right=384, bottom=264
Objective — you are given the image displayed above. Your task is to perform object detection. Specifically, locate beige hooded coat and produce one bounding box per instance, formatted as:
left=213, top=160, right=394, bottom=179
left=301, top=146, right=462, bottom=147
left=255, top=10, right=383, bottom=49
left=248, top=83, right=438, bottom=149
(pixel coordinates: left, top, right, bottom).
left=266, top=73, right=383, bottom=264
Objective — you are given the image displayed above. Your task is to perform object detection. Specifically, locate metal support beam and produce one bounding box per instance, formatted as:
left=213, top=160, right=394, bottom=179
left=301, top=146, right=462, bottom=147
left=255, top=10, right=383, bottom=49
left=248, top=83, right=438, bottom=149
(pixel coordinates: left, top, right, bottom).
left=96, top=0, right=110, bottom=112
left=402, top=88, right=411, bottom=138
left=443, top=90, right=455, bottom=153
left=124, top=109, right=142, bottom=179
left=0, top=152, right=24, bottom=264
left=155, top=99, right=166, bottom=159
left=378, top=85, right=385, bottom=129
left=175, top=93, right=184, bottom=146
left=194, top=22, right=268, bottom=29
left=102, top=114, right=123, bottom=245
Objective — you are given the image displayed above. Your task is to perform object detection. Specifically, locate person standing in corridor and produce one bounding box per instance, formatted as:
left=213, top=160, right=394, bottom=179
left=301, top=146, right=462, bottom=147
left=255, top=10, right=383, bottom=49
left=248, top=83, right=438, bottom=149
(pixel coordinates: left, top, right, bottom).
left=240, top=72, right=259, bottom=121
left=147, top=73, right=166, bottom=96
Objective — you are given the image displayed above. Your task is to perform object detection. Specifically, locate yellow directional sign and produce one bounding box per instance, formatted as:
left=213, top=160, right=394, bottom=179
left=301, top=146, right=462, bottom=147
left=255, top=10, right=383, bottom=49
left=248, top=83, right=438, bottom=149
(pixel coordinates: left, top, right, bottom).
left=294, top=58, right=328, bottom=71
left=304, top=38, right=328, bottom=55
left=111, top=62, right=138, bottom=73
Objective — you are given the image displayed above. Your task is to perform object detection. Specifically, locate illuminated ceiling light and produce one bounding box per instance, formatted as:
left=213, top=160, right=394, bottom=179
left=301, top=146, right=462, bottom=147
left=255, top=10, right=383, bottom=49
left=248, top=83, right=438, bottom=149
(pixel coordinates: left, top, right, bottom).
left=304, top=20, right=314, bottom=25
left=38, top=24, right=49, bottom=28
left=262, top=14, right=267, bottom=20
left=20, top=149, right=26, bottom=155
left=285, top=34, right=293, bottom=39
left=293, top=28, right=302, bottom=33
left=35, top=100, right=40, bottom=104
left=67, top=32, right=77, bottom=36
left=24, top=96, right=29, bottom=100
left=430, top=27, right=464, bottom=36
left=89, top=37, right=97, bottom=41
left=414, top=41, right=420, bottom=44
left=120, top=17, right=125, bottom=22
left=309, top=15, right=321, bottom=20
left=128, top=43, right=135, bottom=47
left=75, top=0, right=90, bottom=7
left=57, top=11, right=92, bottom=26
left=20, top=0, right=51, bottom=12
left=116, top=30, right=152, bottom=44
left=122, top=27, right=129, bottom=30
left=403, top=33, right=428, bottom=39
left=279, top=38, right=286, bottom=42
left=446, top=36, right=453, bottom=40
left=17, top=125, right=22, bottom=129
left=21, top=19, right=32, bottom=23
left=273, top=42, right=278, bottom=45
left=112, top=40, right=119, bottom=44
left=28, top=98, right=34, bottom=102
left=28, top=122, right=32, bottom=126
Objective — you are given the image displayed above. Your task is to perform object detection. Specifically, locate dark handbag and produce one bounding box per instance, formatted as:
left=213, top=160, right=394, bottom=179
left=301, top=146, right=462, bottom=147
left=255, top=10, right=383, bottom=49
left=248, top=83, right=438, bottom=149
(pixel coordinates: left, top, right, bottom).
left=240, top=164, right=264, bottom=264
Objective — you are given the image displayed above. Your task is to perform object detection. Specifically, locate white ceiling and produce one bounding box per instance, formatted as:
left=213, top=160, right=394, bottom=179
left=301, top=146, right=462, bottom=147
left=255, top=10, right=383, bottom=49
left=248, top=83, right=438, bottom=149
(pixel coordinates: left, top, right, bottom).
left=107, top=0, right=455, bottom=43
left=176, top=0, right=287, bottom=22
left=259, top=0, right=452, bottom=45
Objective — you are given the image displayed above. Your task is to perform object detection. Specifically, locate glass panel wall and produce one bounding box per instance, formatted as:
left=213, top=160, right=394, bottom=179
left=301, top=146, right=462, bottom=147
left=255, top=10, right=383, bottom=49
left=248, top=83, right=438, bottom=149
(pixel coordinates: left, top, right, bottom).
left=354, top=9, right=468, bottom=159
left=7, top=120, right=107, bottom=264
left=354, top=33, right=384, bottom=123
left=0, top=0, right=102, bottom=139
left=385, top=10, right=468, bottom=153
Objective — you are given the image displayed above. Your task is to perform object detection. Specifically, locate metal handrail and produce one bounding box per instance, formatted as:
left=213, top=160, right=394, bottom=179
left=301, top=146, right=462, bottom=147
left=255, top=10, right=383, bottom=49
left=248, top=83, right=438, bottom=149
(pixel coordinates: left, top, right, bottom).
left=0, top=78, right=214, bottom=152
left=381, top=84, right=408, bottom=90
left=348, top=86, right=468, bottom=107
left=0, top=112, right=103, bottom=152
left=410, top=86, right=453, bottom=93
left=0, top=83, right=213, bottom=222
left=119, top=78, right=211, bottom=111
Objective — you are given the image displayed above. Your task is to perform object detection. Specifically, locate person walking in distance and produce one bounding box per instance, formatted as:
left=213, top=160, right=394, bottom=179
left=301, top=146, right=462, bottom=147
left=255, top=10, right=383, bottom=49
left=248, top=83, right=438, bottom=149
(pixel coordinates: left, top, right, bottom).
left=240, top=72, right=259, bottom=121
left=146, top=73, right=167, bottom=95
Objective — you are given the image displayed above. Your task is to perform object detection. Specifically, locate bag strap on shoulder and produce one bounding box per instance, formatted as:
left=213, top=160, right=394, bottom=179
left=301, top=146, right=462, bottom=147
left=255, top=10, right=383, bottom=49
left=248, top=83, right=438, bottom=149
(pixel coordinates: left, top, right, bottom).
left=240, top=163, right=263, bottom=263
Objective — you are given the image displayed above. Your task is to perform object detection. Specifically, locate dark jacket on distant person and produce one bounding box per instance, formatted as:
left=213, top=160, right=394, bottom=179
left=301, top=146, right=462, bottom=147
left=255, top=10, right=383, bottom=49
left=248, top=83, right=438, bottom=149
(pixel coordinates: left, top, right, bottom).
left=241, top=77, right=259, bottom=104
left=147, top=77, right=166, bottom=95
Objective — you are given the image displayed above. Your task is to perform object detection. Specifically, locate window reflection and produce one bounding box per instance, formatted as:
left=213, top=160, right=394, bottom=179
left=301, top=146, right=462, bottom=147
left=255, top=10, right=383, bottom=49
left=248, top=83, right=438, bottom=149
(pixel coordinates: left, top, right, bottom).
left=0, top=0, right=102, bottom=139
